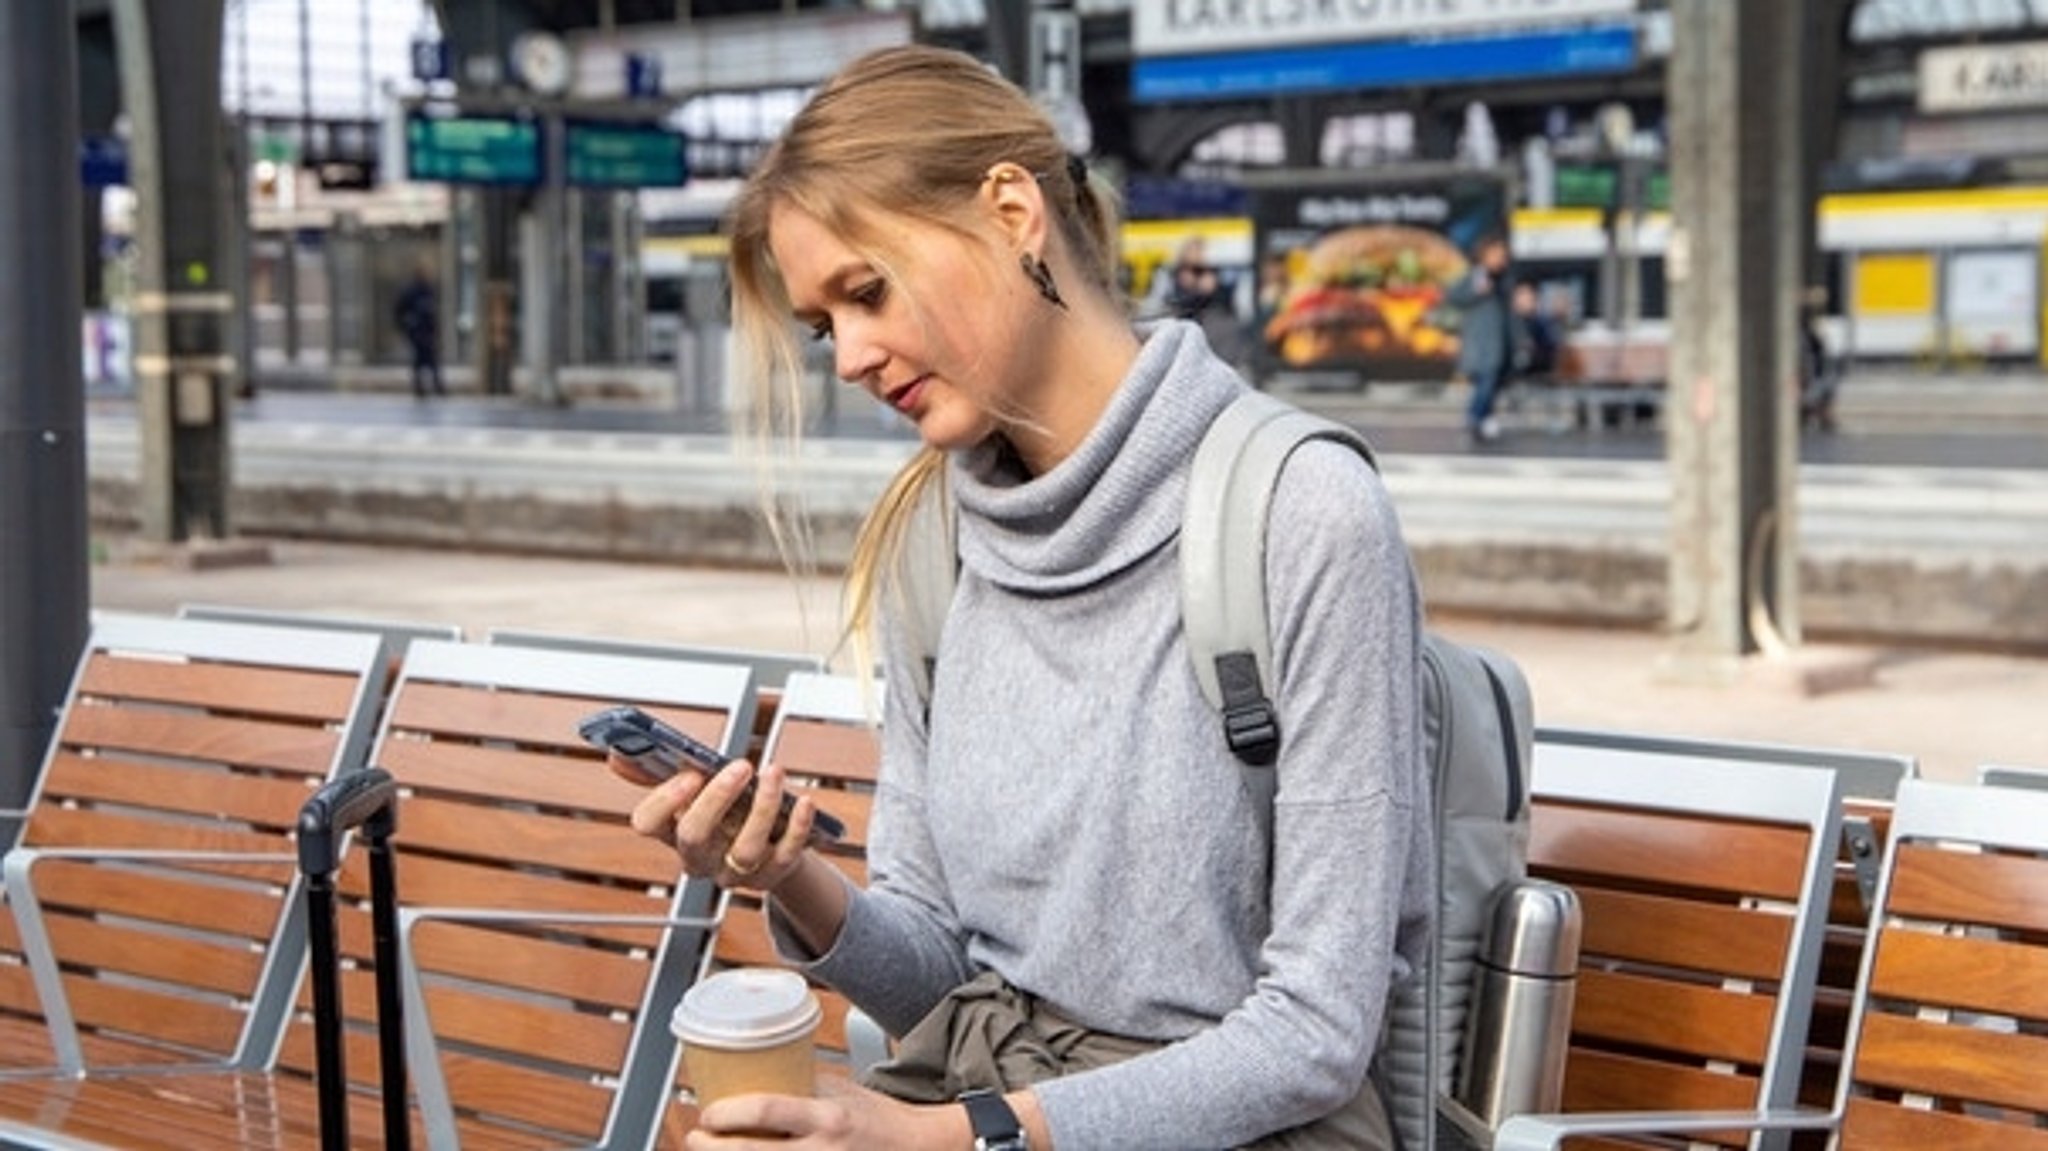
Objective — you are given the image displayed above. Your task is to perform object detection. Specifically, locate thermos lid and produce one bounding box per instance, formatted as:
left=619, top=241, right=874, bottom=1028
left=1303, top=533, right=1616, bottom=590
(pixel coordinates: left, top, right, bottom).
left=1478, top=879, right=1584, bottom=977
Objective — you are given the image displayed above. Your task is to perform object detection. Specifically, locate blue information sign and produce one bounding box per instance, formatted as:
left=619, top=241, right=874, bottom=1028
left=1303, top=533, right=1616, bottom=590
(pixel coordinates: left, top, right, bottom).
left=410, top=38, right=451, bottom=83
left=1134, top=23, right=1638, bottom=103
left=80, top=135, right=129, bottom=188
left=625, top=53, right=664, bottom=99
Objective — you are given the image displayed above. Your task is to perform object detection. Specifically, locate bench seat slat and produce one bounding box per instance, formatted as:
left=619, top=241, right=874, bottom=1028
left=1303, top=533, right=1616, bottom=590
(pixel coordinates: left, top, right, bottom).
left=387, top=793, right=683, bottom=886
left=1886, top=842, right=2048, bottom=934
left=1532, top=801, right=1813, bottom=902
left=6, top=859, right=283, bottom=937
left=78, top=654, right=363, bottom=722
left=1870, top=925, right=2048, bottom=1021
left=59, top=706, right=342, bottom=777
left=1843, top=1093, right=2048, bottom=1151
left=1570, top=968, right=1778, bottom=1066
left=39, top=752, right=318, bottom=827
left=387, top=683, right=728, bottom=755
left=1572, top=886, right=1793, bottom=983
left=0, top=913, right=264, bottom=997
left=376, top=737, right=647, bottom=817
left=1853, top=1011, right=2048, bottom=1114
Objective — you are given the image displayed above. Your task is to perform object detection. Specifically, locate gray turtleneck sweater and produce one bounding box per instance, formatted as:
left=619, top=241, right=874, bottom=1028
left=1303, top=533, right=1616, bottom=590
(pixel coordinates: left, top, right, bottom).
left=782, top=320, right=1432, bottom=1149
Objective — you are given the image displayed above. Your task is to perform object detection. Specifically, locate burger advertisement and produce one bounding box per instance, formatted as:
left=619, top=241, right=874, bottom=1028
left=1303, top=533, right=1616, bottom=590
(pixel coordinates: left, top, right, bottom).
left=1254, top=176, right=1507, bottom=382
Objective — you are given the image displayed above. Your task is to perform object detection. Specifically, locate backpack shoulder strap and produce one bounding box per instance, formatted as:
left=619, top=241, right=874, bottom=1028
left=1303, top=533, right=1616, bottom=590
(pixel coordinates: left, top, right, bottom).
left=1182, top=391, right=1379, bottom=771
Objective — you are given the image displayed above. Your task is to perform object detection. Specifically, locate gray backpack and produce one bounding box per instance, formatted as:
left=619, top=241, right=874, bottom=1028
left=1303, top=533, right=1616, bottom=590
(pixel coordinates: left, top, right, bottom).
left=903, top=390, right=1534, bottom=1151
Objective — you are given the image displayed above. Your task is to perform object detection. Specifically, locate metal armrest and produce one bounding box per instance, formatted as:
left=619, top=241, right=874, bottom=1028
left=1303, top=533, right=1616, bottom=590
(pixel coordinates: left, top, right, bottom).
left=1, top=846, right=298, bottom=1075
left=1493, top=1106, right=1834, bottom=1151
left=396, top=905, right=725, bottom=1151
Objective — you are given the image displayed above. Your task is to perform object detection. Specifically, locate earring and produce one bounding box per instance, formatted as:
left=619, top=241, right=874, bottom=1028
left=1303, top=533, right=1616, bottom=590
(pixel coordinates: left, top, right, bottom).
left=1020, top=253, right=1068, bottom=311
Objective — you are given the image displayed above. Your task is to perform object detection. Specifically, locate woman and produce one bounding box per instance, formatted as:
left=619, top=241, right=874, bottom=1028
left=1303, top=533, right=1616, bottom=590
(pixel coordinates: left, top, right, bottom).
left=624, top=45, right=1431, bottom=1150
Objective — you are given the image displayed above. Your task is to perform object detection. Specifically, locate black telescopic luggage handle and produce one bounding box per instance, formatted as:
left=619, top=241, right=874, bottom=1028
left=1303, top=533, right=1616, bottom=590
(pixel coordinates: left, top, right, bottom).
left=298, top=767, right=411, bottom=1151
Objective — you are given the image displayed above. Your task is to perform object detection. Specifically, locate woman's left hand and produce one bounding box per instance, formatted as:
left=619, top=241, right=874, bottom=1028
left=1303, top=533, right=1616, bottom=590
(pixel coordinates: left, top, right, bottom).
left=686, top=1079, right=965, bottom=1150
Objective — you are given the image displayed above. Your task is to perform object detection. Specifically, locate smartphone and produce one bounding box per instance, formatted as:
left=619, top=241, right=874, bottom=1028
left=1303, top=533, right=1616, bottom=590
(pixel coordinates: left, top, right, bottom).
left=579, top=704, right=844, bottom=844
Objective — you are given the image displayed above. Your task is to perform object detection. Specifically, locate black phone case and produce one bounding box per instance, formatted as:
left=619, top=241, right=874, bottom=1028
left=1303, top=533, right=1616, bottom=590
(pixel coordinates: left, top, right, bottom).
left=578, top=705, right=846, bottom=843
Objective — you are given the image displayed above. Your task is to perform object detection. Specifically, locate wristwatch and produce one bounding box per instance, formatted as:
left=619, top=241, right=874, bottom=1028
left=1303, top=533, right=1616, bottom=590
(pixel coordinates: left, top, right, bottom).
left=959, top=1088, right=1029, bottom=1151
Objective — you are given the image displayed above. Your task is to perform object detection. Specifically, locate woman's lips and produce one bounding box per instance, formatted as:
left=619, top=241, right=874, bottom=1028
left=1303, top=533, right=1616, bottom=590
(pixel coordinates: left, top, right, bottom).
left=886, top=375, right=929, bottom=413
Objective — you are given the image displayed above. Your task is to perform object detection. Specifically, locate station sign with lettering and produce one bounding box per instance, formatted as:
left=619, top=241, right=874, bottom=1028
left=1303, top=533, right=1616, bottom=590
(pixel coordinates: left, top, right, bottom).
left=1920, top=40, right=2048, bottom=113
left=1135, top=0, right=1639, bottom=57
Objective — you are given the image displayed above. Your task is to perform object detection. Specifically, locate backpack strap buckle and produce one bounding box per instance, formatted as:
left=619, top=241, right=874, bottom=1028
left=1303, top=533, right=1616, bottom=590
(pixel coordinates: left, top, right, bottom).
left=1215, top=651, right=1280, bottom=767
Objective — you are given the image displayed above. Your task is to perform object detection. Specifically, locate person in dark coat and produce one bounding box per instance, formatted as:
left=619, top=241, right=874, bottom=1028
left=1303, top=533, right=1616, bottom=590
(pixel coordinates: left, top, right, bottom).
left=1448, top=234, right=1512, bottom=442
left=395, top=264, right=445, bottom=398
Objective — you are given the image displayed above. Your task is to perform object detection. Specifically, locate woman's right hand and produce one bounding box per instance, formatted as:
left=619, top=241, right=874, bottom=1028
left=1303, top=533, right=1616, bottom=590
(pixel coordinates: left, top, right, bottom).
left=618, top=755, right=821, bottom=892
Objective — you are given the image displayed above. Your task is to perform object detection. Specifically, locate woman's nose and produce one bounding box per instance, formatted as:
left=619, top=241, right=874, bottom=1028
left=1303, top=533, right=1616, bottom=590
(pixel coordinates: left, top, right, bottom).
left=833, top=327, right=884, bottom=385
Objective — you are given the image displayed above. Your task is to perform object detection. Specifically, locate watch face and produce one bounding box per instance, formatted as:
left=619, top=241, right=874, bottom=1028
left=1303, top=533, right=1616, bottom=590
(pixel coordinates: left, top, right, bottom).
left=513, top=31, right=572, bottom=96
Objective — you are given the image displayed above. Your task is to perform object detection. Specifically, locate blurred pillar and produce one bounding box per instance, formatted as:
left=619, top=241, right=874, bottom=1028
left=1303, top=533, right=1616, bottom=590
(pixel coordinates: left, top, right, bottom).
left=0, top=2, right=88, bottom=812
left=114, top=0, right=234, bottom=542
left=986, top=0, right=1032, bottom=87
left=1663, top=0, right=1809, bottom=679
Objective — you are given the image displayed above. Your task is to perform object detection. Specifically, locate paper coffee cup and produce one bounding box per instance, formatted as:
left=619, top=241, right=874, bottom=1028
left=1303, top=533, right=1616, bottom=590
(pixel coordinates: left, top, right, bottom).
left=672, top=967, right=822, bottom=1108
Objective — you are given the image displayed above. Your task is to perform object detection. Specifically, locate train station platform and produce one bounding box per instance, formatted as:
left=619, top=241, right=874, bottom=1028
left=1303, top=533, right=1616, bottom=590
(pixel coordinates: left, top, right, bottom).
left=81, top=362, right=2048, bottom=653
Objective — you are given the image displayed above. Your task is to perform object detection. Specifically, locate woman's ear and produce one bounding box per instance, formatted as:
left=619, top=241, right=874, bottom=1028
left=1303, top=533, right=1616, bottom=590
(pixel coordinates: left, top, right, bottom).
left=982, top=162, right=1050, bottom=254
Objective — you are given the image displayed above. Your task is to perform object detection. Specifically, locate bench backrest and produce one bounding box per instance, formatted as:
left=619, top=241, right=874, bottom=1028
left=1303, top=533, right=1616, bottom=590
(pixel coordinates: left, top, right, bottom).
left=0, top=613, right=387, bottom=1075
left=1527, top=743, right=1843, bottom=1150
left=1536, top=727, right=1917, bottom=1126
left=273, top=639, right=751, bottom=1150
left=1834, top=777, right=2048, bottom=1149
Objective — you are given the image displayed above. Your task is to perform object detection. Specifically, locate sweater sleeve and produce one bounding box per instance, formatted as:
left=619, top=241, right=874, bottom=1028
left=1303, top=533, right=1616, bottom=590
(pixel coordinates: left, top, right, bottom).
left=1031, top=443, right=1433, bottom=1149
left=765, top=580, right=978, bottom=1036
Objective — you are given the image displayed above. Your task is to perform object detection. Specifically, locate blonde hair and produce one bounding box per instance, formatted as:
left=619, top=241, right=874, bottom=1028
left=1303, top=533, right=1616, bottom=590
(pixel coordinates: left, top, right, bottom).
left=725, top=45, right=1122, bottom=668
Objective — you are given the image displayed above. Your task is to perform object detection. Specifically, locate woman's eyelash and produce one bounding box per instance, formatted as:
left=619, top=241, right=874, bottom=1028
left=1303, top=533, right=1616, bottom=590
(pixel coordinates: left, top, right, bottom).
left=804, top=280, right=884, bottom=342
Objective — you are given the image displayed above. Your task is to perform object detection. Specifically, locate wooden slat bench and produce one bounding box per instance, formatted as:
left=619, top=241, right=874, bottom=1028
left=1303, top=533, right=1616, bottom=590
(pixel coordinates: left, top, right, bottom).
left=1533, top=726, right=1916, bottom=1148
left=0, top=613, right=388, bottom=1082
left=1498, top=775, right=2048, bottom=1150
left=0, top=639, right=754, bottom=1150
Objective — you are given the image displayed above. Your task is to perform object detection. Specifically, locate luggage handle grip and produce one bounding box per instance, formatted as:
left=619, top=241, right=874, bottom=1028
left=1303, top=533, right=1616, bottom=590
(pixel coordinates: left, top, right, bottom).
left=298, top=768, right=399, bottom=877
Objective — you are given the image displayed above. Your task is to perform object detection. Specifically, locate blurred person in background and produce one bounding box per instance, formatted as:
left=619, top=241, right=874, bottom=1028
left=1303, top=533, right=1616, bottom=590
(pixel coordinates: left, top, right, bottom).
left=1448, top=233, right=1513, bottom=442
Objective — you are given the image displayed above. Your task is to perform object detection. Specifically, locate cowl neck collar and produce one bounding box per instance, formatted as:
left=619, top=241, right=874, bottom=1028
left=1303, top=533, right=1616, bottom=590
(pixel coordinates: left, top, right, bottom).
left=949, top=320, right=1242, bottom=594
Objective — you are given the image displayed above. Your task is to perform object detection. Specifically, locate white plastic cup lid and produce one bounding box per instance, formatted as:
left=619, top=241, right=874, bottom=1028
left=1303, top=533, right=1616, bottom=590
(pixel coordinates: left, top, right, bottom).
left=672, top=968, right=822, bottom=1051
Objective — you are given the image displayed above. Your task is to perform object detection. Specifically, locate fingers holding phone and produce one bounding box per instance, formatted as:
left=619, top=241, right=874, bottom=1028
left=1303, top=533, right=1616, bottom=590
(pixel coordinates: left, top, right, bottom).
left=710, top=761, right=825, bottom=889
left=584, top=704, right=841, bottom=890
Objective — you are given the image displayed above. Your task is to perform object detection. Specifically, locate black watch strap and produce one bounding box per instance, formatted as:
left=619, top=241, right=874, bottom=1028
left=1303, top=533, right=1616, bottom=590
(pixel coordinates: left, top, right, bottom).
left=960, top=1088, right=1029, bottom=1151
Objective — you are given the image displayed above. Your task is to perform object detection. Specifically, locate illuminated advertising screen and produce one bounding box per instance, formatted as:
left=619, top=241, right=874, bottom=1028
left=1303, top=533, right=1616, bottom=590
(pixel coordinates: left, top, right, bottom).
left=1252, top=174, right=1509, bottom=382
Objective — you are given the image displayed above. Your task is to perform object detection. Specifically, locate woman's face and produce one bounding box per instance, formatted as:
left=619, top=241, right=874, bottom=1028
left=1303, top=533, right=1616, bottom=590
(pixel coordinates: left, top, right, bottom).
left=770, top=201, right=1028, bottom=454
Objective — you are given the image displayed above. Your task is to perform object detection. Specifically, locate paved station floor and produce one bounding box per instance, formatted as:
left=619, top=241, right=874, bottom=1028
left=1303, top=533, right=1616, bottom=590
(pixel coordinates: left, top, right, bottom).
left=87, top=534, right=2048, bottom=785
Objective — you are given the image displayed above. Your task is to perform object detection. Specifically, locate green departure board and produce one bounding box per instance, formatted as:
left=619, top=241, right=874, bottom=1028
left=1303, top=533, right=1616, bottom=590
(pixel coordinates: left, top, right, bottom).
left=566, top=121, right=688, bottom=187
left=405, top=112, right=543, bottom=185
